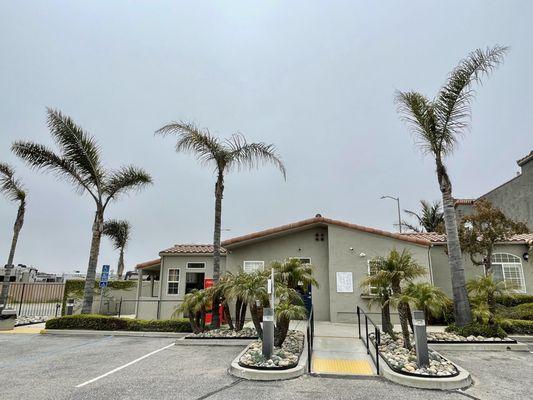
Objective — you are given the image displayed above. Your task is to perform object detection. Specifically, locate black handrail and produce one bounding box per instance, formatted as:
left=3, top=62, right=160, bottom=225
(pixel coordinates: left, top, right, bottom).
left=306, top=306, right=314, bottom=374
left=356, top=306, right=380, bottom=374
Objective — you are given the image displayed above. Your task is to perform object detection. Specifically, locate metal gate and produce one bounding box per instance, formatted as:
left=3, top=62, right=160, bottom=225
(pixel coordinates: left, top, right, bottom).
left=4, top=282, right=65, bottom=317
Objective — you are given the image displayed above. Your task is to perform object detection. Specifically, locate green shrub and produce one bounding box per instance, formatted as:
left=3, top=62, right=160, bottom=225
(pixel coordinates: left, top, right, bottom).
left=500, top=303, right=533, bottom=321
left=495, top=294, right=533, bottom=307
left=500, top=319, right=533, bottom=335
left=427, top=301, right=455, bottom=325
left=445, top=322, right=507, bottom=338
left=46, top=314, right=192, bottom=332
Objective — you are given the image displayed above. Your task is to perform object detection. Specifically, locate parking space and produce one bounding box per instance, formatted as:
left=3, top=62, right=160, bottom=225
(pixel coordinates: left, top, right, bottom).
left=1, top=332, right=532, bottom=400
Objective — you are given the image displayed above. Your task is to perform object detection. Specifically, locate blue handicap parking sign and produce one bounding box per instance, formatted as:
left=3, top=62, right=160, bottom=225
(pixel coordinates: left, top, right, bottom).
left=99, top=281, right=108, bottom=288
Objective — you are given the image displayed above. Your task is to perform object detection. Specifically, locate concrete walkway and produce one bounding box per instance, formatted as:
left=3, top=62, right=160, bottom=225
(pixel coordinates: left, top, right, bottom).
left=311, top=322, right=375, bottom=376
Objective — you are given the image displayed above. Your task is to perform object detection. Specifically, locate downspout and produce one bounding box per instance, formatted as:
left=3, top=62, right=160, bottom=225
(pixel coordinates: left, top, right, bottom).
left=134, top=269, right=142, bottom=318
left=157, top=256, right=165, bottom=320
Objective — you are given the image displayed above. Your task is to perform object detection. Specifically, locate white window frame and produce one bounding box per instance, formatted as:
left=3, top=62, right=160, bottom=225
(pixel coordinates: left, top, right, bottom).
left=491, top=253, right=527, bottom=293
left=186, top=262, right=206, bottom=269
left=167, top=268, right=180, bottom=295
left=366, top=259, right=382, bottom=296
left=243, top=261, right=264, bottom=273
left=290, top=257, right=312, bottom=265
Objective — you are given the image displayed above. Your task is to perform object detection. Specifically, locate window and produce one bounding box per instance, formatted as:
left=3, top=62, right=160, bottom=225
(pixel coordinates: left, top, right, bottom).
left=367, top=259, right=383, bottom=296
left=491, top=253, right=526, bottom=293
left=290, top=257, right=311, bottom=265
left=187, top=262, right=205, bottom=269
left=243, top=261, right=264, bottom=273
left=167, top=268, right=180, bottom=295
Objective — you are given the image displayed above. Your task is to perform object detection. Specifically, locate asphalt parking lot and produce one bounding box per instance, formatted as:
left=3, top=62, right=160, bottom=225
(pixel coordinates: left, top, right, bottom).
left=1, top=333, right=531, bottom=400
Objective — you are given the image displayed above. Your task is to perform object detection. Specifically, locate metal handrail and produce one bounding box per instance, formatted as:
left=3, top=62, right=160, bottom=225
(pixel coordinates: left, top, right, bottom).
left=306, top=306, right=314, bottom=374
left=356, top=306, right=380, bottom=374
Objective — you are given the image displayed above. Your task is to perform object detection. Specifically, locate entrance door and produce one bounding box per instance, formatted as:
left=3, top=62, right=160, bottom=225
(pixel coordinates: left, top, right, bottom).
left=185, top=272, right=205, bottom=293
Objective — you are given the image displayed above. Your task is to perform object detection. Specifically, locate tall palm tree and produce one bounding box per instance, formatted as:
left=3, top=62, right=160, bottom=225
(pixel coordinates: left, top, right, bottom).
left=395, top=46, right=508, bottom=326
left=368, top=249, right=426, bottom=349
left=103, top=219, right=131, bottom=279
left=402, top=200, right=444, bottom=233
left=156, top=121, right=286, bottom=327
left=0, top=163, right=27, bottom=309
left=12, top=108, right=152, bottom=314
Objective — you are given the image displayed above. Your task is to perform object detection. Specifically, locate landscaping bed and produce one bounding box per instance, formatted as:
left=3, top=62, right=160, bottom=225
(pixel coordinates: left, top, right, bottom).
left=45, top=314, right=192, bottom=332
left=15, top=316, right=51, bottom=326
left=373, top=333, right=459, bottom=377
left=427, top=331, right=516, bottom=343
left=238, top=330, right=304, bottom=370
left=185, top=327, right=258, bottom=339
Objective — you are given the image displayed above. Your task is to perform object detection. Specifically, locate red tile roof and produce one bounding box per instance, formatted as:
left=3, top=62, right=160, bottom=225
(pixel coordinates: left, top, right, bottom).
left=159, top=244, right=227, bottom=255
left=135, top=258, right=161, bottom=270
left=401, top=232, right=533, bottom=245
left=222, top=216, right=431, bottom=247
left=454, top=198, right=475, bottom=206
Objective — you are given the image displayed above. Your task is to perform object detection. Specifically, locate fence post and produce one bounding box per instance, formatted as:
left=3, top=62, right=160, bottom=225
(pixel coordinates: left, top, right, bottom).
left=357, top=306, right=361, bottom=338
left=365, top=315, right=369, bottom=354
left=18, top=283, right=26, bottom=316
left=375, top=327, right=380, bottom=374
left=118, top=297, right=123, bottom=318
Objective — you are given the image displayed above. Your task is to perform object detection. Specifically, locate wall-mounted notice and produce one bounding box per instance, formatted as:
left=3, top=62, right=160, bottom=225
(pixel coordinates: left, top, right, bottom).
left=336, top=272, right=353, bottom=293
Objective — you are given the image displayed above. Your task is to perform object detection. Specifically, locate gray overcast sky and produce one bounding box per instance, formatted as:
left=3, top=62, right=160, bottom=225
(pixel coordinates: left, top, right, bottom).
left=1, top=1, right=532, bottom=274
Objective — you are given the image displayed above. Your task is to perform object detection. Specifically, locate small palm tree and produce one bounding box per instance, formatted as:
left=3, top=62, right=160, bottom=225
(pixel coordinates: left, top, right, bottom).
left=368, top=249, right=426, bottom=349
left=12, top=108, right=152, bottom=313
left=359, top=271, right=395, bottom=337
left=396, top=46, right=508, bottom=327
left=274, top=292, right=307, bottom=347
left=156, top=122, right=286, bottom=328
left=467, top=275, right=512, bottom=323
left=402, top=200, right=444, bottom=233
left=103, top=219, right=131, bottom=279
left=400, top=282, right=451, bottom=324
left=0, top=163, right=27, bottom=309
left=175, top=289, right=211, bottom=333
left=272, top=258, right=319, bottom=291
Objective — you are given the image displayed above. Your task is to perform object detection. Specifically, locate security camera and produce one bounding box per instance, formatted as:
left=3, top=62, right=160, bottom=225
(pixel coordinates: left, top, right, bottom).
left=359, top=252, right=366, bottom=258
left=349, top=247, right=354, bottom=251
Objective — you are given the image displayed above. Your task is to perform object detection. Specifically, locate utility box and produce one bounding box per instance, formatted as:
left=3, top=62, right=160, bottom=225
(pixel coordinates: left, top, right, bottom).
left=66, top=298, right=75, bottom=315
left=0, top=309, right=17, bottom=331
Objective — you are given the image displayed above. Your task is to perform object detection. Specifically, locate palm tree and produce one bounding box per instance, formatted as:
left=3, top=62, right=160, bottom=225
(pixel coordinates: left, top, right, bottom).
left=272, top=258, right=319, bottom=291
left=359, top=270, right=395, bottom=337
left=396, top=46, right=508, bottom=327
left=175, top=289, right=211, bottom=333
left=103, top=219, right=131, bottom=279
left=274, top=291, right=307, bottom=347
left=402, top=200, right=444, bottom=233
left=156, top=121, right=286, bottom=328
left=467, top=275, right=512, bottom=323
left=400, top=282, right=451, bottom=324
left=0, top=163, right=27, bottom=310
left=368, top=249, right=426, bottom=349
left=12, top=108, right=152, bottom=314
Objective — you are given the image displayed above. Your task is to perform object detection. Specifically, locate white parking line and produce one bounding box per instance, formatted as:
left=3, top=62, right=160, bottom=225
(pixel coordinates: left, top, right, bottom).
left=75, top=343, right=175, bottom=388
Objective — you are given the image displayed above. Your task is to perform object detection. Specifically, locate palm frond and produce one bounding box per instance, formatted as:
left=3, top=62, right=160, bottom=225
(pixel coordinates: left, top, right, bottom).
left=155, top=121, right=224, bottom=168
left=225, top=134, right=286, bottom=179
left=0, top=162, right=26, bottom=202
left=12, top=141, right=97, bottom=200
left=434, top=46, right=508, bottom=152
left=103, top=219, right=131, bottom=250
left=103, top=166, right=152, bottom=207
left=46, top=108, right=104, bottom=187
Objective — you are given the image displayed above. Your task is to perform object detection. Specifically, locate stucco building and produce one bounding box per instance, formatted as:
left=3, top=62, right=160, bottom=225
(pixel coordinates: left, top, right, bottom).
left=134, top=215, right=533, bottom=323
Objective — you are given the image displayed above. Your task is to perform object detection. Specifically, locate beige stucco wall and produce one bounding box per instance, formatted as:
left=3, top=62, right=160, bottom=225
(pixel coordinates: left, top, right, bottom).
left=327, top=225, right=432, bottom=323
left=431, top=243, right=532, bottom=295
left=226, top=227, right=330, bottom=321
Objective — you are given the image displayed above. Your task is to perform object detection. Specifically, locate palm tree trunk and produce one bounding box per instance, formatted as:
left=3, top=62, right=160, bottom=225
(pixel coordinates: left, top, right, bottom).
left=381, top=293, right=394, bottom=337
left=240, top=302, right=247, bottom=331
left=436, top=159, right=472, bottom=327
left=235, top=299, right=243, bottom=330
left=250, top=303, right=263, bottom=338
left=223, top=301, right=234, bottom=329
left=0, top=200, right=25, bottom=310
left=274, top=317, right=290, bottom=347
left=81, top=210, right=104, bottom=314
left=210, top=172, right=224, bottom=329
left=117, top=248, right=125, bottom=279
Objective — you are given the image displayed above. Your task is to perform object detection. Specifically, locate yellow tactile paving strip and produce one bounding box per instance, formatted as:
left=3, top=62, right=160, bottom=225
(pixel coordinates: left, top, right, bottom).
left=312, top=358, right=374, bottom=375
left=0, top=327, right=43, bottom=334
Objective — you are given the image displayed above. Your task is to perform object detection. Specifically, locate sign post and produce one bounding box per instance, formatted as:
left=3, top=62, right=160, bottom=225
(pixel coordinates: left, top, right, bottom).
left=262, top=268, right=275, bottom=359
left=98, top=265, right=110, bottom=314
left=412, top=309, right=429, bottom=367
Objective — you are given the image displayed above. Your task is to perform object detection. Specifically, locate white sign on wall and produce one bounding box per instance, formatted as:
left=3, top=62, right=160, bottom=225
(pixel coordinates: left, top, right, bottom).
left=336, top=272, right=353, bottom=293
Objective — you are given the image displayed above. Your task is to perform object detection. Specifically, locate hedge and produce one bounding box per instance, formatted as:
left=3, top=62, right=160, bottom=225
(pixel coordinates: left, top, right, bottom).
left=500, top=319, right=533, bottom=335
left=445, top=322, right=507, bottom=338
left=498, top=303, right=533, bottom=321
left=495, top=294, right=533, bottom=307
left=46, top=314, right=192, bottom=332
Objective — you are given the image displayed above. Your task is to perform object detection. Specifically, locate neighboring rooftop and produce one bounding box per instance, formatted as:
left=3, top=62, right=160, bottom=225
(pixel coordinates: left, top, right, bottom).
left=159, top=244, right=227, bottom=255
left=401, top=232, right=533, bottom=245
left=135, top=258, right=161, bottom=270
left=517, top=150, right=533, bottom=167
left=454, top=198, right=475, bottom=206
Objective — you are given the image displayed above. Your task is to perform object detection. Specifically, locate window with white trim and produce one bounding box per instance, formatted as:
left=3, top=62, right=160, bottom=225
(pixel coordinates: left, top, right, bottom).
left=367, top=259, right=383, bottom=296
left=243, top=261, right=264, bottom=273
left=187, top=262, right=205, bottom=269
left=491, top=253, right=526, bottom=293
left=167, top=268, right=180, bottom=295
left=291, top=257, right=311, bottom=265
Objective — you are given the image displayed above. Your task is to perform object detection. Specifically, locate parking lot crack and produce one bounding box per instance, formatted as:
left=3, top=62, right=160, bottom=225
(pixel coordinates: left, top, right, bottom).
left=194, top=378, right=244, bottom=400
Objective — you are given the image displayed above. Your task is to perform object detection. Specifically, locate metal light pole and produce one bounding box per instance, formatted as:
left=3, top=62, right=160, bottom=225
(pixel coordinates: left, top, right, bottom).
left=380, top=195, right=402, bottom=233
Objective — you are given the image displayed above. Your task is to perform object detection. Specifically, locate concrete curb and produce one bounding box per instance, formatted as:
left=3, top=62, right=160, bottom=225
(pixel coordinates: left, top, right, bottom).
left=175, top=337, right=255, bottom=347
left=429, top=342, right=529, bottom=352
left=41, top=329, right=189, bottom=338
left=229, top=341, right=307, bottom=381
left=379, top=351, right=471, bottom=390
left=509, top=335, right=533, bottom=343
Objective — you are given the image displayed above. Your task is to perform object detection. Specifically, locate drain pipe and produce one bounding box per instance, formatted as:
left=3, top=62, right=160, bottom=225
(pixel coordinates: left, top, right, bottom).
left=427, top=244, right=434, bottom=285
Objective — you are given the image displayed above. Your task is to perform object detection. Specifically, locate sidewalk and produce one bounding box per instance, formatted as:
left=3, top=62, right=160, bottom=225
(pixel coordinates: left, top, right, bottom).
left=311, top=321, right=375, bottom=376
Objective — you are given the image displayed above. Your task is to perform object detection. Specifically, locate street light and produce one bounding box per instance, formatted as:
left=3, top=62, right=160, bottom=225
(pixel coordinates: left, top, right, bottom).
left=380, top=195, right=402, bottom=233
